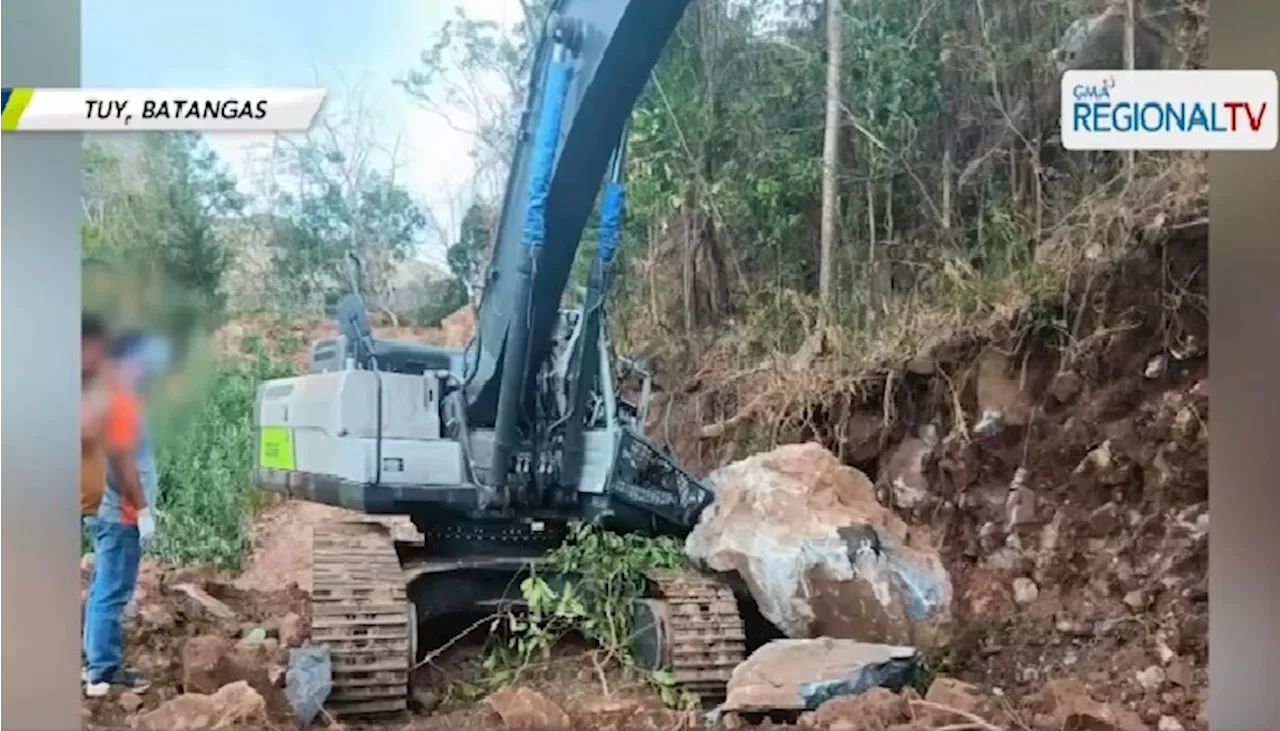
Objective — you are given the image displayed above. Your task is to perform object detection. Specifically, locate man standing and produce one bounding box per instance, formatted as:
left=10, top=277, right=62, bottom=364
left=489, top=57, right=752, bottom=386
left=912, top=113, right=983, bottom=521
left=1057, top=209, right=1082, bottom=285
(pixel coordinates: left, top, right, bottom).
left=81, top=325, right=158, bottom=696
left=81, top=316, right=111, bottom=526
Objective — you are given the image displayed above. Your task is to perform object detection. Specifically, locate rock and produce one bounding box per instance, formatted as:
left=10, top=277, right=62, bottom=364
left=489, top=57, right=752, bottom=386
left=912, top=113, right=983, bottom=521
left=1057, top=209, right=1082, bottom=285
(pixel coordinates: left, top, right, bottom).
left=801, top=687, right=908, bottom=729
left=1005, top=470, right=1038, bottom=528
left=1165, top=656, right=1195, bottom=687
left=411, top=686, right=441, bottom=714
left=924, top=677, right=993, bottom=720
left=878, top=425, right=939, bottom=511
left=722, top=638, right=917, bottom=712
left=961, top=568, right=1015, bottom=619
left=276, top=612, right=306, bottom=648
left=1136, top=665, right=1166, bottom=691
left=1050, top=370, right=1083, bottom=403
left=687, top=443, right=953, bottom=646
left=172, top=584, right=236, bottom=621
left=285, top=645, right=332, bottom=725
left=242, top=627, right=268, bottom=642
left=1088, top=502, right=1122, bottom=536
left=1158, top=716, right=1185, bottom=731
left=978, top=351, right=1035, bottom=425
left=1012, top=577, right=1039, bottom=606
left=119, top=691, right=144, bottom=713
left=132, top=681, right=267, bottom=731
left=483, top=686, right=570, bottom=730
left=182, top=636, right=231, bottom=694
left=1022, top=678, right=1146, bottom=730
left=137, top=601, right=177, bottom=631
left=906, top=354, right=936, bottom=376
left=225, top=638, right=279, bottom=697
left=1122, top=589, right=1147, bottom=610
left=1145, top=354, right=1168, bottom=379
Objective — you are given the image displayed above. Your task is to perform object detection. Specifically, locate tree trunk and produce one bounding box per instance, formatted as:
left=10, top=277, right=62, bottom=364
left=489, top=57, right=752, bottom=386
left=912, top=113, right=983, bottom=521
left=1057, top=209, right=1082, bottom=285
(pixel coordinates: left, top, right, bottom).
left=818, top=0, right=843, bottom=312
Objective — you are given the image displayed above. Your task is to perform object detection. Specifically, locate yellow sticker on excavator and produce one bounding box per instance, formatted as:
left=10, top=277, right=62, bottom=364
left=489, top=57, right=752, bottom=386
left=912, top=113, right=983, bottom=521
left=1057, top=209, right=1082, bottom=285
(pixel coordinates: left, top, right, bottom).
left=258, top=427, right=295, bottom=470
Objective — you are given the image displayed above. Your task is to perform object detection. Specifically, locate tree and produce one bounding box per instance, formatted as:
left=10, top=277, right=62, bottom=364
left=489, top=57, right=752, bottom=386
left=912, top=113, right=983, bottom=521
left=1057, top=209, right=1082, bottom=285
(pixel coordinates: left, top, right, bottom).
left=255, top=86, right=433, bottom=315
left=82, top=132, right=246, bottom=333
left=397, top=2, right=553, bottom=201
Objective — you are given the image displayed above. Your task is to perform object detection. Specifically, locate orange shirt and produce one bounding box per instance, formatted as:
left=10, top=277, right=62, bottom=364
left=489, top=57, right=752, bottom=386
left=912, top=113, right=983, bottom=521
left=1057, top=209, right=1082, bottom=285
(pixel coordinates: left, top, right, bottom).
left=80, top=381, right=109, bottom=516
left=80, top=373, right=143, bottom=521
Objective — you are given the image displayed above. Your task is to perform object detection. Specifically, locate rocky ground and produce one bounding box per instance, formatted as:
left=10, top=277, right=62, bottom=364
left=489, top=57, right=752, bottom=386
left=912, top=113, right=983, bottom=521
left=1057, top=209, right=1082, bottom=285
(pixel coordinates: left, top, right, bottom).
left=82, top=235, right=1206, bottom=730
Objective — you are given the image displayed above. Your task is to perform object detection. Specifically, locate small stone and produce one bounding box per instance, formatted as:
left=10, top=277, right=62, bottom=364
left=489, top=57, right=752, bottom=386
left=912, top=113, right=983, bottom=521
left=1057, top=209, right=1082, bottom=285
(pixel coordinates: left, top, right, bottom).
left=1012, top=577, right=1039, bottom=605
left=1123, top=589, right=1147, bottom=610
left=172, top=583, right=236, bottom=621
left=276, top=612, right=306, bottom=648
left=1006, top=486, right=1038, bottom=528
left=1050, top=370, right=1083, bottom=402
left=412, top=686, right=441, bottom=714
left=1165, top=656, right=1195, bottom=687
left=1145, top=354, right=1168, bottom=378
left=119, top=691, right=144, bottom=713
left=1056, top=619, right=1093, bottom=636
left=483, top=686, right=570, bottom=730
left=243, top=627, right=268, bottom=642
left=1136, top=665, right=1166, bottom=691
left=1157, top=716, right=1185, bottom=731
left=1087, top=502, right=1121, bottom=535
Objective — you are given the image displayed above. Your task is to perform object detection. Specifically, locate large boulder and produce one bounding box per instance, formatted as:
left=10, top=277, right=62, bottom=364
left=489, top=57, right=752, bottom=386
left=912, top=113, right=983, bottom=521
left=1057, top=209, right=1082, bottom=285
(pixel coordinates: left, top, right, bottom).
left=723, top=638, right=918, bottom=712
left=686, top=443, right=952, bottom=646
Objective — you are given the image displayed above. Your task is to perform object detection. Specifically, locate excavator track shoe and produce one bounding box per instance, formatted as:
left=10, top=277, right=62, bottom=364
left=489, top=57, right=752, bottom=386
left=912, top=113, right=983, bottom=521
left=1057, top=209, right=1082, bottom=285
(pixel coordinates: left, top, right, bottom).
left=647, top=570, right=747, bottom=700
left=310, top=521, right=413, bottom=718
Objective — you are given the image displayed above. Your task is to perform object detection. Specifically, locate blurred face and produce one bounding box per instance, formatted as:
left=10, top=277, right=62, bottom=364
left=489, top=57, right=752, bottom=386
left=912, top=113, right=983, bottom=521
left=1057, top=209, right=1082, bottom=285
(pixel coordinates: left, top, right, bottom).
left=82, top=338, right=107, bottom=380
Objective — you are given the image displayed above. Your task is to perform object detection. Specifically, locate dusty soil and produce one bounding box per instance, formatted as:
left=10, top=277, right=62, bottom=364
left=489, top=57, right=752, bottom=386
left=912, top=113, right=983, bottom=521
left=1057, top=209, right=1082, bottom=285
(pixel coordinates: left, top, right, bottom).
left=82, top=236, right=1206, bottom=730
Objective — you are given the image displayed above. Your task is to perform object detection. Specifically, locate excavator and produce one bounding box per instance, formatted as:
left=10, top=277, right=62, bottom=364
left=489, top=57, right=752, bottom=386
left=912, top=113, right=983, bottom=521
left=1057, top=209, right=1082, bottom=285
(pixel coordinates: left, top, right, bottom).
left=251, top=0, right=747, bottom=718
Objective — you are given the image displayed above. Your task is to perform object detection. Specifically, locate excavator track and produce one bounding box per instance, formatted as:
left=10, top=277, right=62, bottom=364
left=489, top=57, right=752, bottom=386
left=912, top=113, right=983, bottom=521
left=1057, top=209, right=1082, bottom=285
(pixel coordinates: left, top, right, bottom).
left=310, top=521, right=413, bottom=719
left=647, top=570, right=747, bottom=700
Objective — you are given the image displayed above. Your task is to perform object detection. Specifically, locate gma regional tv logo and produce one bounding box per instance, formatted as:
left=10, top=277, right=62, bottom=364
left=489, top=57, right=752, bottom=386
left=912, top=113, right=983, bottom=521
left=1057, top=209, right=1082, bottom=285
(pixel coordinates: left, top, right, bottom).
left=1061, top=70, right=1278, bottom=151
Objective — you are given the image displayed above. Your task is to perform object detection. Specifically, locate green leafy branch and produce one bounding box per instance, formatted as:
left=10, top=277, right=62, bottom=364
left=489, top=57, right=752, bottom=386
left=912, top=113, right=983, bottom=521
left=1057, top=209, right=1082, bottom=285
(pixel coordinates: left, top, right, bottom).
left=480, top=521, right=698, bottom=707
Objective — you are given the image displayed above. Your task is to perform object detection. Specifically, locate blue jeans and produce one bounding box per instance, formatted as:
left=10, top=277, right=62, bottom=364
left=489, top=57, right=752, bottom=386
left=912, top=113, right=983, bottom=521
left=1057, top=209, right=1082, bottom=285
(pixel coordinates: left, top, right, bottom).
left=82, top=520, right=141, bottom=682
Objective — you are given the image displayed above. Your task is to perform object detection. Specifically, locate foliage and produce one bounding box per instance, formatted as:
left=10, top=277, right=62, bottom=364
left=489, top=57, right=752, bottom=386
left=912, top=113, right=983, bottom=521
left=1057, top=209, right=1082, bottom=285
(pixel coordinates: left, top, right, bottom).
left=83, top=133, right=245, bottom=329
left=419, top=200, right=494, bottom=324
left=257, top=124, right=433, bottom=314
left=148, top=335, right=294, bottom=569
left=480, top=521, right=698, bottom=708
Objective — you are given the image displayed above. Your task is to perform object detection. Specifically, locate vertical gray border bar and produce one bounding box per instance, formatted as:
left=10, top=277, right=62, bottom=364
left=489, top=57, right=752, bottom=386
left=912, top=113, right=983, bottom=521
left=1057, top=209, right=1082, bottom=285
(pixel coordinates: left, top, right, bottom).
left=1, top=1, right=82, bottom=729
left=1210, top=4, right=1280, bottom=729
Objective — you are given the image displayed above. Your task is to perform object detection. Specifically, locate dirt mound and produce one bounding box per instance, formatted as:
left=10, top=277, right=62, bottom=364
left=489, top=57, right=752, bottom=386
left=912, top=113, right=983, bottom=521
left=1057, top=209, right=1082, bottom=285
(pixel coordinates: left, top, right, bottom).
left=677, top=231, right=1208, bottom=728
left=81, top=558, right=309, bottom=730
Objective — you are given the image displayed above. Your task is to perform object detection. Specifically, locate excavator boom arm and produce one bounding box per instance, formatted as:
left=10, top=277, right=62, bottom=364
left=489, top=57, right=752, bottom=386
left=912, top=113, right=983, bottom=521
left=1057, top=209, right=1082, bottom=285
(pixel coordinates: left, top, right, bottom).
left=463, top=0, right=692, bottom=432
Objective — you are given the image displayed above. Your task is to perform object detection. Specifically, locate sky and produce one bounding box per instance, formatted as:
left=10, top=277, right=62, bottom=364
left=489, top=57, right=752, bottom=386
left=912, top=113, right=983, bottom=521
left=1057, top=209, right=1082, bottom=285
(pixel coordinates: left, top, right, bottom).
left=82, top=0, right=523, bottom=266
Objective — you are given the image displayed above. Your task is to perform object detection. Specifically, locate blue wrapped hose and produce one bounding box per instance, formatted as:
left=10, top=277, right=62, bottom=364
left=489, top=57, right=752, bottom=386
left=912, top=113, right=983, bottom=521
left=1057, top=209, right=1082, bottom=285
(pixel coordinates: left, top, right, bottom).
left=595, top=181, right=625, bottom=263
left=523, top=60, right=573, bottom=249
